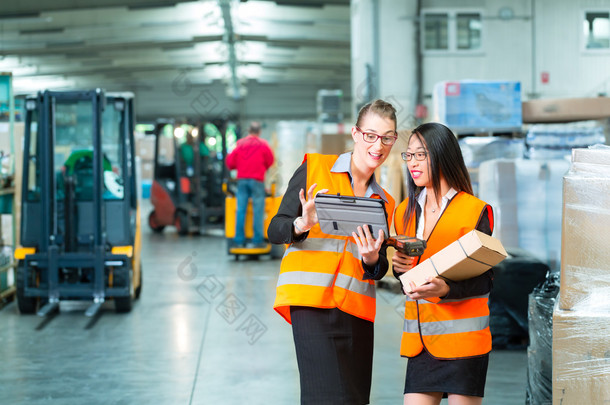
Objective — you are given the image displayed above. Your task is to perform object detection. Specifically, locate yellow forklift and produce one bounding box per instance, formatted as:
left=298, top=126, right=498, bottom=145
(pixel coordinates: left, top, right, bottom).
left=15, top=89, right=142, bottom=316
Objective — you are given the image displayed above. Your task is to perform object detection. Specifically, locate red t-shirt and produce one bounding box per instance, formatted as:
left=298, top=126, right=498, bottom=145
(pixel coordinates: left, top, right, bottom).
left=226, top=135, right=274, bottom=181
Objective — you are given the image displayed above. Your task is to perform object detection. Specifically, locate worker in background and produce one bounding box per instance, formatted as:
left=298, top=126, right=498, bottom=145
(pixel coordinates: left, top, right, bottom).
left=393, top=122, right=495, bottom=405
left=267, top=99, right=397, bottom=404
left=226, top=121, right=274, bottom=248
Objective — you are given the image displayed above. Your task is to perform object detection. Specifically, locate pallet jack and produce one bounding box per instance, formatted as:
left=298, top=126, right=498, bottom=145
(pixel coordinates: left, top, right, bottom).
left=15, top=89, right=142, bottom=316
left=224, top=182, right=285, bottom=259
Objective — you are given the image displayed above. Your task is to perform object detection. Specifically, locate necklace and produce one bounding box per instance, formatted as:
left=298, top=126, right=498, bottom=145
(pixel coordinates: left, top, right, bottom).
left=431, top=208, right=436, bottom=213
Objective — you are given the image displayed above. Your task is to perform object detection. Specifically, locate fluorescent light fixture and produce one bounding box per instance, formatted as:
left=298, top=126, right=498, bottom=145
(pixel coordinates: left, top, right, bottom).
left=174, top=127, right=186, bottom=139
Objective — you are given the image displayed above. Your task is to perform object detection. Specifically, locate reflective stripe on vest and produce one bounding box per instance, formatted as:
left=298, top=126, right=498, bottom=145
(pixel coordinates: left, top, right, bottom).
left=335, top=273, right=376, bottom=298
left=277, top=271, right=335, bottom=288
left=273, top=153, right=394, bottom=324
left=404, top=315, right=489, bottom=335
left=276, top=271, right=375, bottom=299
left=395, top=192, right=493, bottom=359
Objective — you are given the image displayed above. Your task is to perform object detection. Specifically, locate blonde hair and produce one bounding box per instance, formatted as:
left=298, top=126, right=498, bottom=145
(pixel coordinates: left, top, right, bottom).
left=355, top=99, right=397, bottom=129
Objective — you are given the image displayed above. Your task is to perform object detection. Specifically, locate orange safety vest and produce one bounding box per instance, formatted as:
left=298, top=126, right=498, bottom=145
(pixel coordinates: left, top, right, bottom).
left=394, top=192, right=493, bottom=359
left=274, top=153, right=395, bottom=324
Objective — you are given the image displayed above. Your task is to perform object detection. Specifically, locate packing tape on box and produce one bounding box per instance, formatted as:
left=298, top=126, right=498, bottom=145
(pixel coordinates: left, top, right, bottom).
left=457, top=239, right=493, bottom=268
left=429, top=258, right=440, bottom=277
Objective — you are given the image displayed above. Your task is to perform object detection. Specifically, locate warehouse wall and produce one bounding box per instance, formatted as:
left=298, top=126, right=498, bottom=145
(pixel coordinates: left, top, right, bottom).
left=534, top=0, right=610, bottom=98
left=352, top=0, right=610, bottom=123
left=351, top=0, right=419, bottom=130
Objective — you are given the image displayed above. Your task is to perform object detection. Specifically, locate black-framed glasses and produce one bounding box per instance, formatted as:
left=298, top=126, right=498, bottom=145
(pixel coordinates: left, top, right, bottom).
left=401, top=151, right=428, bottom=161
left=356, top=126, right=397, bottom=146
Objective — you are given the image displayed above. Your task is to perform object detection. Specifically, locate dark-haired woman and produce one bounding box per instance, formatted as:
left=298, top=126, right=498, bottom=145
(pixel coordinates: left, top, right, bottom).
left=392, top=122, right=494, bottom=405
left=268, top=99, right=398, bottom=404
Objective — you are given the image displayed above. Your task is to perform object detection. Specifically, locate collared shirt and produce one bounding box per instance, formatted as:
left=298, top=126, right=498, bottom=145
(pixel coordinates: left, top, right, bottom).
left=415, top=187, right=457, bottom=240
left=330, top=152, right=389, bottom=203
left=267, top=153, right=390, bottom=281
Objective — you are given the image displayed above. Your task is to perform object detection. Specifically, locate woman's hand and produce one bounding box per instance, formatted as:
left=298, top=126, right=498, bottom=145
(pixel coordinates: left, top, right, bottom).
left=352, top=225, right=384, bottom=266
left=391, top=251, right=418, bottom=274
left=405, top=277, right=450, bottom=300
left=295, top=183, right=328, bottom=233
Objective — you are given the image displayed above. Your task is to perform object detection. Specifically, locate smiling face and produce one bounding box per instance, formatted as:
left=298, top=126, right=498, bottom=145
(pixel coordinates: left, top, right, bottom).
left=406, top=133, right=431, bottom=188
left=351, top=112, right=396, bottom=173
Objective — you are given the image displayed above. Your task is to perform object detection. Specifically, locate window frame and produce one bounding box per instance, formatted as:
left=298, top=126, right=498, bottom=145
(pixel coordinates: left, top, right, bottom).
left=421, top=8, right=484, bottom=55
left=582, top=9, right=610, bottom=53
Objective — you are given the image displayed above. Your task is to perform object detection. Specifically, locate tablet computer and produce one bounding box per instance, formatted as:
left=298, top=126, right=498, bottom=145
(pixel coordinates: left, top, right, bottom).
left=314, top=193, right=389, bottom=239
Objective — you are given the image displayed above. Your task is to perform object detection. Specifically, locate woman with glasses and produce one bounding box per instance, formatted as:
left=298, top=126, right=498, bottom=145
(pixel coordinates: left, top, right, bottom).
left=392, top=122, right=494, bottom=405
left=268, top=99, right=397, bottom=404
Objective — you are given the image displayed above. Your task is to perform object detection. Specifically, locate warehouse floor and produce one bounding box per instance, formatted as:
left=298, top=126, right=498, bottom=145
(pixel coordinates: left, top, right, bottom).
left=0, top=202, right=527, bottom=405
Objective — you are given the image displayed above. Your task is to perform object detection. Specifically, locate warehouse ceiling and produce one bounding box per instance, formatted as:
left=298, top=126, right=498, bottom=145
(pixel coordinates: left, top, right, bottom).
left=0, top=0, right=351, bottom=121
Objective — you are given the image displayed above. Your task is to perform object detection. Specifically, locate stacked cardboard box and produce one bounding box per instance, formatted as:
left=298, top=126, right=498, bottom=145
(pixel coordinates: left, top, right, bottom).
left=135, top=134, right=155, bottom=182
left=558, top=147, right=610, bottom=309
left=553, top=303, right=610, bottom=404
left=522, top=97, right=610, bottom=123
left=553, top=146, right=610, bottom=404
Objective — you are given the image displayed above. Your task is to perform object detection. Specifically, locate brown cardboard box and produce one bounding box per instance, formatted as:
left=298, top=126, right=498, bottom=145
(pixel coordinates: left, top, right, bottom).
left=399, top=230, right=507, bottom=292
left=522, top=97, right=610, bottom=123
left=135, top=136, right=155, bottom=160
left=559, top=149, right=610, bottom=309
left=552, top=303, right=610, bottom=404
left=158, top=135, right=175, bottom=161
left=140, top=160, right=154, bottom=181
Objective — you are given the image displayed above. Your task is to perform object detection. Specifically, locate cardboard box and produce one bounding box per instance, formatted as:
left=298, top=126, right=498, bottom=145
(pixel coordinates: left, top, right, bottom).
left=135, top=136, right=155, bottom=160
left=399, top=230, right=507, bottom=292
left=140, top=160, right=154, bottom=181
left=552, top=303, right=610, bottom=404
left=559, top=168, right=610, bottom=310
left=522, top=97, right=610, bottom=123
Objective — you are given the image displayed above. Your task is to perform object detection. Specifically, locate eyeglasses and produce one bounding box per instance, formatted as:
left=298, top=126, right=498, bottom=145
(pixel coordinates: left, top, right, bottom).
left=356, top=126, right=397, bottom=146
left=401, top=151, right=428, bottom=161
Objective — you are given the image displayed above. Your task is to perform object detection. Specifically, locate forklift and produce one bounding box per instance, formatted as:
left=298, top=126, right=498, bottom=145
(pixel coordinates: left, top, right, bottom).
left=15, top=89, right=142, bottom=316
left=147, top=119, right=227, bottom=235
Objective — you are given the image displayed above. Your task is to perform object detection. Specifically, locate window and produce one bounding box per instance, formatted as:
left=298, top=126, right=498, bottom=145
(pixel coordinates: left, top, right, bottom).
left=422, top=10, right=482, bottom=53
left=584, top=11, right=610, bottom=49
left=424, top=13, right=449, bottom=50
left=457, top=13, right=481, bottom=50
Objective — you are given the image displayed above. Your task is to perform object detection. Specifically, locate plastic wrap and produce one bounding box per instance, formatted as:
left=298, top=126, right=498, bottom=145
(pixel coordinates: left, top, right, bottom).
left=478, top=158, right=569, bottom=271
left=525, top=272, right=559, bottom=405
left=552, top=302, right=610, bottom=404
left=274, top=121, right=316, bottom=195
left=433, top=80, right=522, bottom=134
left=459, top=136, right=525, bottom=168
left=525, top=121, right=605, bottom=160
left=552, top=145, right=610, bottom=404
left=490, top=248, right=549, bottom=350
left=559, top=145, right=610, bottom=310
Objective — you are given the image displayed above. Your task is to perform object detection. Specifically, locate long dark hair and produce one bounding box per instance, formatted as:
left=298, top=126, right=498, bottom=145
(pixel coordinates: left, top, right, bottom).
left=403, top=122, right=473, bottom=232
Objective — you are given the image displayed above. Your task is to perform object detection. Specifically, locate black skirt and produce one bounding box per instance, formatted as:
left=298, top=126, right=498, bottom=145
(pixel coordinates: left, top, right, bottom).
left=404, top=349, right=489, bottom=397
left=290, top=306, right=374, bottom=405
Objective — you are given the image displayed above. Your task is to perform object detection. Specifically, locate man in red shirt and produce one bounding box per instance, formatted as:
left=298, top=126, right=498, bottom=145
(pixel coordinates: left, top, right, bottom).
left=226, top=122, right=275, bottom=248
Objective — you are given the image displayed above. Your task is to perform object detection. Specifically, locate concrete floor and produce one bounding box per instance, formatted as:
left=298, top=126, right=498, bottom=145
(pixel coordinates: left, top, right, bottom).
left=0, top=203, right=528, bottom=404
